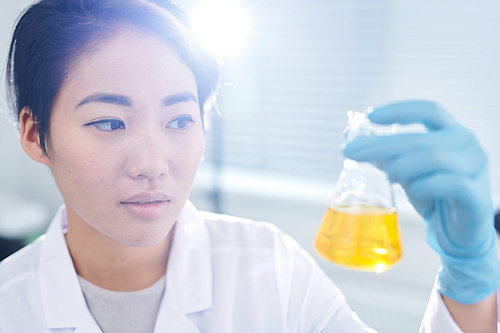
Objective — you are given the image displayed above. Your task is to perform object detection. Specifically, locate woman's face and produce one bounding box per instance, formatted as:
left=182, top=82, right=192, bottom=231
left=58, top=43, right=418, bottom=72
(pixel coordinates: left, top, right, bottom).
left=45, top=30, right=204, bottom=247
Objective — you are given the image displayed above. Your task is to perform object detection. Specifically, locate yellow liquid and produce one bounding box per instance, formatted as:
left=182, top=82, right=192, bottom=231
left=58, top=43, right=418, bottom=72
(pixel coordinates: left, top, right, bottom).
left=314, top=205, right=402, bottom=272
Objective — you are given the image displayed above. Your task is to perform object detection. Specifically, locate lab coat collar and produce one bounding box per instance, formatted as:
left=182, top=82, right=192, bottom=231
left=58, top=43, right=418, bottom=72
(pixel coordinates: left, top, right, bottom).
left=38, top=205, right=98, bottom=330
left=38, top=201, right=213, bottom=331
left=159, top=200, right=213, bottom=315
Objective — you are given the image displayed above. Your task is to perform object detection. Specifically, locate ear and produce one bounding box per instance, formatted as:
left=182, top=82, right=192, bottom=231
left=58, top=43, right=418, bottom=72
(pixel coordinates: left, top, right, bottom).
left=19, top=107, right=51, bottom=168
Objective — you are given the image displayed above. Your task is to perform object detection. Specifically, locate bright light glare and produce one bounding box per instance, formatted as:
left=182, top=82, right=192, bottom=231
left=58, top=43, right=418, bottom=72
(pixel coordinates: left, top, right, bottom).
left=375, top=263, right=386, bottom=273
left=190, top=0, right=250, bottom=58
left=374, top=248, right=387, bottom=255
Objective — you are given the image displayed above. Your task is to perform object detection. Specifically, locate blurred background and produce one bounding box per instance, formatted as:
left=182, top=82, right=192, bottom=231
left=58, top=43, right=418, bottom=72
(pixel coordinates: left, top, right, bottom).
left=1, top=0, right=500, bottom=332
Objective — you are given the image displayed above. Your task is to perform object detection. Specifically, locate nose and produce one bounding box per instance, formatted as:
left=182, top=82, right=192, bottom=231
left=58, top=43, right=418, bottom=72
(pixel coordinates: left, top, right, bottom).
left=127, top=126, right=169, bottom=180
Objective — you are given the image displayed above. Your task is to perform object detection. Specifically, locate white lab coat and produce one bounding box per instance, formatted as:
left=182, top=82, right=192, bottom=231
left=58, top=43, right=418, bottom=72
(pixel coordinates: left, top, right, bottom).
left=0, top=201, right=486, bottom=332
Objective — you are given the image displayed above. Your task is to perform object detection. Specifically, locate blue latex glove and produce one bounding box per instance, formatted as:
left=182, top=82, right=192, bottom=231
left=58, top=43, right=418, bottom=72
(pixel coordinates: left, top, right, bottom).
left=343, top=100, right=500, bottom=304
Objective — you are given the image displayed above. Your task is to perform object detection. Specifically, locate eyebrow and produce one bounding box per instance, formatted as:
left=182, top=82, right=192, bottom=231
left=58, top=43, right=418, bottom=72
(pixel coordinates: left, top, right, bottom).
left=76, top=93, right=131, bottom=109
left=162, top=92, right=198, bottom=106
left=75, top=92, right=199, bottom=110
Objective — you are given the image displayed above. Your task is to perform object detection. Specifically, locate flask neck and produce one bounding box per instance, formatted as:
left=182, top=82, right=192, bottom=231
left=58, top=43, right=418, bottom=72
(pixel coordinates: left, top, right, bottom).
left=331, top=158, right=394, bottom=209
left=345, top=110, right=373, bottom=142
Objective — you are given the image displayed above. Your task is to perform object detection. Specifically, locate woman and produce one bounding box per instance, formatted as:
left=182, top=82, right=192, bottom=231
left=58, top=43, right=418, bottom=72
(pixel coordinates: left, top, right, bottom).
left=0, top=0, right=498, bottom=332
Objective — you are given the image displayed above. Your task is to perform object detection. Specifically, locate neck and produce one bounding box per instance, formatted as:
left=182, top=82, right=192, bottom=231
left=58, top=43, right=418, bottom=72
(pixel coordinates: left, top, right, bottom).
left=65, top=207, right=174, bottom=292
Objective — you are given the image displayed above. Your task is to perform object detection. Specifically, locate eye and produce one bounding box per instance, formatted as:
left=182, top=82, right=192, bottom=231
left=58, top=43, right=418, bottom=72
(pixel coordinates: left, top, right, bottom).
left=85, top=119, right=126, bottom=131
left=167, top=115, right=194, bottom=130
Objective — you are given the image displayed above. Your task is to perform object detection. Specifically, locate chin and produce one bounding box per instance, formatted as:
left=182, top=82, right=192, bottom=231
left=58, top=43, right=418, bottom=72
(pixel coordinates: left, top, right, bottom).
left=107, top=221, right=173, bottom=248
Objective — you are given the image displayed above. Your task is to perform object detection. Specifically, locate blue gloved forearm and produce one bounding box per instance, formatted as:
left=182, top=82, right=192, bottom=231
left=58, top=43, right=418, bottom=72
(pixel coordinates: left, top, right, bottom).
left=437, top=228, right=500, bottom=304
left=343, top=100, right=500, bottom=304
left=426, top=200, right=500, bottom=304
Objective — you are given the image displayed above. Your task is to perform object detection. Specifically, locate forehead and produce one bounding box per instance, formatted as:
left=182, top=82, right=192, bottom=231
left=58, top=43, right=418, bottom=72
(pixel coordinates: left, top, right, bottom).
left=59, top=29, right=198, bottom=104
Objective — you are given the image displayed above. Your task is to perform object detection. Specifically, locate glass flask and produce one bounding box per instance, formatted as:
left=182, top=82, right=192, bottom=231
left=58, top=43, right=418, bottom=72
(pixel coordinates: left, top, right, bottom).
left=314, top=110, right=402, bottom=273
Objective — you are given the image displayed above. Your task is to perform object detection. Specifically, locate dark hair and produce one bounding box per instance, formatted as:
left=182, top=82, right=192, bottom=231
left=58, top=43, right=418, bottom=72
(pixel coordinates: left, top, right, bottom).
left=7, top=0, right=219, bottom=155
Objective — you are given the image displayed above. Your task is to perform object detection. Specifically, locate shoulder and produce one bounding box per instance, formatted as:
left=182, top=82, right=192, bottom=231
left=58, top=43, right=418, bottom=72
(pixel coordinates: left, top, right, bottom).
left=199, top=211, right=311, bottom=261
left=0, top=235, right=66, bottom=331
left=197, top=211, right=352, bottom=331
left=0, top=236, right=45, bottom=294
left=201, top=211, right=281, bottom=241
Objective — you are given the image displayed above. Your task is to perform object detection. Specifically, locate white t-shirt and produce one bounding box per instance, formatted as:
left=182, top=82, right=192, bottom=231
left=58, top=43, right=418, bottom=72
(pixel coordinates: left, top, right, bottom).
left=78, top=274, right=165, bottom=333
left=0, top=200, right=485, bottom=332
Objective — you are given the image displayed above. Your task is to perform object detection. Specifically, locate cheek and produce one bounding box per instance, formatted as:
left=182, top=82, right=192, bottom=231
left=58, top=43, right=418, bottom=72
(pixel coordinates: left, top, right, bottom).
left=172, top=133, right=205, bottom=180
left=48, top=137, right=123, bottom=194
left=187, top=132, right=205, bottom=169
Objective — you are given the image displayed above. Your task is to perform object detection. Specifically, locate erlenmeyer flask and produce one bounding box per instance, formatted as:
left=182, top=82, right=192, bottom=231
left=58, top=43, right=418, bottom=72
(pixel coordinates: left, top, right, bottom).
left=314, top=109, right=402, bottom=273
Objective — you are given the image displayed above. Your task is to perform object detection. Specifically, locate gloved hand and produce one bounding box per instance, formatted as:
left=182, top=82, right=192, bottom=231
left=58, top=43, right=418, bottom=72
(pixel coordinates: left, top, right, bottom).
left=343, top=100, right=500, bottom=304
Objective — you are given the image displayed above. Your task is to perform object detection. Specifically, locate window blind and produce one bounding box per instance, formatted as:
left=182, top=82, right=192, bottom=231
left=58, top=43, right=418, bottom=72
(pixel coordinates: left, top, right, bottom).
left=178, top=0, right=500, bottom=201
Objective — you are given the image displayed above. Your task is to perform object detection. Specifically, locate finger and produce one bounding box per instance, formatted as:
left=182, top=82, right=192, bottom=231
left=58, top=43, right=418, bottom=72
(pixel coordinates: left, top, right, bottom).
left=369, top=100, right=457, bottom=130
left=384, top=143, right=488, bottom=184
left=343, top=125, right=473, bottom=162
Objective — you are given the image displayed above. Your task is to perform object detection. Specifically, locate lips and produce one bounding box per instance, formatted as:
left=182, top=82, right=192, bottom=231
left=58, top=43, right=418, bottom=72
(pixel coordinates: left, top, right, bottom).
left=121, top=192, right=170, bottom=219
left=122, top=191, right=170, bottom=204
